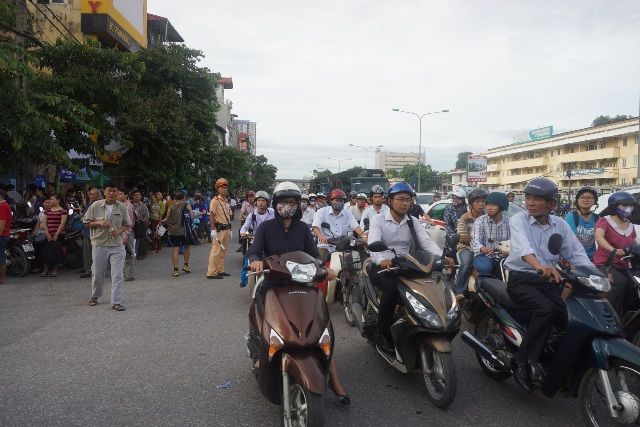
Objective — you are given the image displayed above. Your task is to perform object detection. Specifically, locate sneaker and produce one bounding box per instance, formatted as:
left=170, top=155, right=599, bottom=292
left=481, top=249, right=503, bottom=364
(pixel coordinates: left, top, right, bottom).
left=219, top=272, right=230, bottom=277
left=207, top=275, right=223, bottom=279
left=173, top=269, right=179, bottom=277
left=182, top=264, right=191, bottom=273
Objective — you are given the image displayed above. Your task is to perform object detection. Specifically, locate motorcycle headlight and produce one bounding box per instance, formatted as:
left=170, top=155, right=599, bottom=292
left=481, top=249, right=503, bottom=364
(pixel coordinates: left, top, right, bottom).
left=578, top=275, right=611, bottom=293
left=447, top=290, right=460, bottom=322
left=405, top=291, right=442, bottom=328
left=285, top=261, right=317, bottom=283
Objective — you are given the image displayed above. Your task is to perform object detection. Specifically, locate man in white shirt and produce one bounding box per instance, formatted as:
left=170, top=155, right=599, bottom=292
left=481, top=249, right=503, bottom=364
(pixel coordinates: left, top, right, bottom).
left=367, top=182, right=442, bottom=352
left=360, top=185, right=389, bottom=230
left=349, top=193, right=368, bottom=221
left=312, top=189, right=365, bottom=258
left=300, top=194, right=315, bottom=226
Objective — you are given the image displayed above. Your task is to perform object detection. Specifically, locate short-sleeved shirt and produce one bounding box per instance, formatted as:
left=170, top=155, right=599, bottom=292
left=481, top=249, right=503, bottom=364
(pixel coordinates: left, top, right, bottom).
left=82, top=200, right=132, bottom=246
left=150, top=200, right=166, bottom=221
left=565, top=211, right=597, bottom=260
left=0, top=201, right=12, bottom=237
left=312, top=205, right=359, bottom=247
left=210, top=196, right=232, bottom=226
left=593, top=216, right=636, bottom=269
left=359, top=204, right=389, bottom=229
left=45, top=208, right=67, bottom=236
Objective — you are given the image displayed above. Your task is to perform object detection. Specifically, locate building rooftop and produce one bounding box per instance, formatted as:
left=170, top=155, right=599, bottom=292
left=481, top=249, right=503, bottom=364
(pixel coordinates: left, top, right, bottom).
left=219, top=77, right=233, bottom=89
left=147, top=13, right=184, bottom=43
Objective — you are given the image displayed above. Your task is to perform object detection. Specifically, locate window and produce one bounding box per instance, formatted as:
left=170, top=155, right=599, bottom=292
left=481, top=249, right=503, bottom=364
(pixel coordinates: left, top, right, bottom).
left=600, top=142, right=605, bottom=149
left=587, top=144, right=597, bottom=151
left=623, top=158, right=627, bottom=167
left=623, top=137, right=628, bottom=147
left=557, top=149, right=561, bottom=155
left=570, top=147, right=575, bottom=154
left=550, top=150, right=553, bottom=157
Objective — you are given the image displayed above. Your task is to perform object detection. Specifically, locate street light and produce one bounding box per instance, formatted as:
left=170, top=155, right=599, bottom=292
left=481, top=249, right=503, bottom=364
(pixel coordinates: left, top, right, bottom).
left=348, top=144, right=383, bottom=168
left=392, top=108, right=450, bottom=191
left=327, top=157, right=351, bottom=172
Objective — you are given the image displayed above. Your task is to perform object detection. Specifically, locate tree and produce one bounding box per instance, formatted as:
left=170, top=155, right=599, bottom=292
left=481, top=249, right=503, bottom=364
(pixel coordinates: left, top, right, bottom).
left=248, top=154, right=278, bottom=191
left=591, top=115, right=633, bottom=127
left=385, top=169, right=400, bottom=178
left=399, top=164, right=443, bottom=192
left=312, top=169, right=332, bottom=179
left=455, top=152, right=472, bottom=170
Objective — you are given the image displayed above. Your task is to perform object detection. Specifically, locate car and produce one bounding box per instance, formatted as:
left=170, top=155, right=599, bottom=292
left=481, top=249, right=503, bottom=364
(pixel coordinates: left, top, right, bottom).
left=424, top=200, right=525, bottom=250
left=593, top=186, right=640, bottom=243
left=416, top=192, right=435, bottom=209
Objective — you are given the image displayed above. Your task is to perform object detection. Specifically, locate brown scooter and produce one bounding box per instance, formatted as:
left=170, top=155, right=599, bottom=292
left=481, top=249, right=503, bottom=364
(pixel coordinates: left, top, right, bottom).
left=246, top=251, right=332, bottom=427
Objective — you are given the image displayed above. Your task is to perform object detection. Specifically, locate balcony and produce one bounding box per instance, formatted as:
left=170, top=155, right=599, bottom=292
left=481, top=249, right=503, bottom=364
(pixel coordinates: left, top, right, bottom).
left=507, top=156, right=549, bottom=169
left=501, top=172, right=543, bottom=185
left=487, top=163, right=499, bottom=172
left=557, top=147, right=619, bottom=163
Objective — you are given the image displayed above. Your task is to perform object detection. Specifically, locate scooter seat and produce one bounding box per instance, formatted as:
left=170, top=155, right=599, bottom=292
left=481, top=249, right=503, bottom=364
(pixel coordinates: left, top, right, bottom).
left=478, top=277, right=525, bottom=310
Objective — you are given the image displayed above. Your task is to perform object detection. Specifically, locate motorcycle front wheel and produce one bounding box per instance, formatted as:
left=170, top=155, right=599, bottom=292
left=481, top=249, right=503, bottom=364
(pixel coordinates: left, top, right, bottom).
left=420, top=344, right=457, bottom=409
left=285, top=382, right=324, bottom=427
left=7, top=246, right=30, bottom=277
left=341, top=274, right=357, bottom=327
left=579, top=360, right=640, bottom=426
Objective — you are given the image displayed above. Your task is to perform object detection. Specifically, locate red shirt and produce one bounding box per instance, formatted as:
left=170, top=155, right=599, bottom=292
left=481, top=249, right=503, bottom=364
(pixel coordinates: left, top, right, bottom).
left=45, top=209, right=67, bottom=236
left=0, top=201, right=12, bottom=237
left=593, top=216, right=636, bottom=269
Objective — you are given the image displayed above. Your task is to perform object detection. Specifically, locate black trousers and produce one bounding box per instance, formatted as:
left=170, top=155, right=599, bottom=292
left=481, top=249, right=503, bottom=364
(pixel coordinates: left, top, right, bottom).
left=597, top=266, right=637, bottom=316
left=369, top=264, right=400, bottom=336
left=507, top=271, right=566, bottom=365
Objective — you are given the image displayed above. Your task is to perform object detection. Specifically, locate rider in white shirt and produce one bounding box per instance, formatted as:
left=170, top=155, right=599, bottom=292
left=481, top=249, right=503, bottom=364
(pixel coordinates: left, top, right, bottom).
left=240, top=191, right=274, bottom=236
left=360, top=185, right=389, bottom=230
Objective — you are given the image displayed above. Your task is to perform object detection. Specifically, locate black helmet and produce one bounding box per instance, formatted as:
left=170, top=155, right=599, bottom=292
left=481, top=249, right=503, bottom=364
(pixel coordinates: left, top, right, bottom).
left=523, top=177, right=558, bottom=202
left=575, top=186, right=598, bottom=205
left=370, top=185, right=385, bottom=196
left=485, top=192, right=509, bottom=211
left=467, top=188, right=488, bottom=203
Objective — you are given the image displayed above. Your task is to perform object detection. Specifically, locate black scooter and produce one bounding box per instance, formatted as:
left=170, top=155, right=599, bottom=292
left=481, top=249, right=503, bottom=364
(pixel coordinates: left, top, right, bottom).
left=617, top=244, right=640, bottom=347
left=462, top=234, right=640, bottom=426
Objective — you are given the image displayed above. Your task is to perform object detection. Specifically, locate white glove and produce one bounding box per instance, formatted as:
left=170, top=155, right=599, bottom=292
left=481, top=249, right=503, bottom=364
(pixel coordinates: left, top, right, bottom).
left=210, top=230, right=217, bottom=240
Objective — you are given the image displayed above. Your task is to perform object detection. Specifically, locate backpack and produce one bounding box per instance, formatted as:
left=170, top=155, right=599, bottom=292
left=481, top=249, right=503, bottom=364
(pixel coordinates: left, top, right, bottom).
left=571, top=210, right=598, bottom=229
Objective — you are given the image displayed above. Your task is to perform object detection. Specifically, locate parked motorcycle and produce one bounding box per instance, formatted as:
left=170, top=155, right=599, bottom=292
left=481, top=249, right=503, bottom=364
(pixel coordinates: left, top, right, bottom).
left=6, top=227, right=35, bottom=277
left=349, top=241, right=460, bottom=408
left=461, top=234, right=640, bottom=426
left=246, top=251, right=332, bottom=426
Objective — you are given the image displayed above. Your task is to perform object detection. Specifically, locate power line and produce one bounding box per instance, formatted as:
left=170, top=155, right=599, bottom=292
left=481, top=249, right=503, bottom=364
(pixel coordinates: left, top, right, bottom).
left=26, top=0, right=77, bottom=45
left=38, top=0, right=81, bottom=45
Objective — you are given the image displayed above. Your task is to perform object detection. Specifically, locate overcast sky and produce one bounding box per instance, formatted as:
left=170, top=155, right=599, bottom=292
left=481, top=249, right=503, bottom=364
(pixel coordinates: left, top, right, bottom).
left=152, top=0, right=640, bottom=178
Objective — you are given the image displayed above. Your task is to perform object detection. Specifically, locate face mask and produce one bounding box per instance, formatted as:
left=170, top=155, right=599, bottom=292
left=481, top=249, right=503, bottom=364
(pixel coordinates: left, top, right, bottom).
left=331, top=201, right=345, bottom=211
left=276, top=202, right=298, bottom=218
left=301, top=202, right=308, bottom=210
left=616, top=205, right=634, bottom=219
left=452, top=197, right=462, bottom=206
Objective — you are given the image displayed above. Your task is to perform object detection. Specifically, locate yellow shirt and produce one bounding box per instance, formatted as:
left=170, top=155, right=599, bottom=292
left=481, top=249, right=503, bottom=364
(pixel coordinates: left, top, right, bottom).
left=210, top=196, right=232, bottom=225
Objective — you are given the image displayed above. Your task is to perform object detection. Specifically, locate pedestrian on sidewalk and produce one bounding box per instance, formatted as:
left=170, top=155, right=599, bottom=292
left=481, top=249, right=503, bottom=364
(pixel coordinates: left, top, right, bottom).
left=0, top=189, right=12, bottom=284
left=80, top=187, right=101, bottom=278
left=83, top=182, right=131, bottom=311
left=164, top=191, right=194, bottom=276
left=207, top=178, right=232, bottom=279
left=118, top=190, right=136, bottom=281
left=149, top=191, right=165, bottom=253
left=41, top=194, right=67, bottom=278
left=131, top=189, right=149, bottom=261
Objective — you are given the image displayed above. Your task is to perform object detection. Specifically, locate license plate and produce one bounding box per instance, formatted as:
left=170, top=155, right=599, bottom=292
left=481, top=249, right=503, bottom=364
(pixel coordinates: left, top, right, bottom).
left=22, top=243, right=34, bottom=252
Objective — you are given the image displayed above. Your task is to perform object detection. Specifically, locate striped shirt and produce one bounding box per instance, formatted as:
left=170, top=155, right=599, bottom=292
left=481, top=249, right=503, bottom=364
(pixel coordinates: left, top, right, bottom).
left=470, top=213, right=510, bottom=254
left=45, top=209, right=67, bottom=236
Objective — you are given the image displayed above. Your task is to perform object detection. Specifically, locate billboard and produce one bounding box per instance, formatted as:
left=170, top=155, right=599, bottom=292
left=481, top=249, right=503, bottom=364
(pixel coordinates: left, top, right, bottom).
left=514, top=125, right=554, bottom=144
left=467, top=155, right=487, bottom=183
left=81, top=0, right=147, bottom=51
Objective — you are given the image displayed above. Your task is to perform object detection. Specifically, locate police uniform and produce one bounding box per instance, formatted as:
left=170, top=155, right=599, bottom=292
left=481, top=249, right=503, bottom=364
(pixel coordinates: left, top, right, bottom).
left=208, top=195, right=233, bottom=276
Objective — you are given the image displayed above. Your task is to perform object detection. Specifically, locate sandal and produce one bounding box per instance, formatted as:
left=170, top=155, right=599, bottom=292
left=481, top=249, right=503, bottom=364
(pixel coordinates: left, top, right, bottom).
left=40, top=272, right=47, bottom=277
left=328, top=381, right=351, bottom=405
left=111, top=304, right=126, bottom=311
left=50, top=272, right=58, bottom=277
left=89, top=298, right=98, bottom=306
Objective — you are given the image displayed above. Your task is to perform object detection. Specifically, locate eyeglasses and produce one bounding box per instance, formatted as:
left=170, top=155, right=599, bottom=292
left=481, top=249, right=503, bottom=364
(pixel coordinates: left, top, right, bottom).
left=393, top=197, right=413, bottom=203
left=578, top=196, right=595, bottom=201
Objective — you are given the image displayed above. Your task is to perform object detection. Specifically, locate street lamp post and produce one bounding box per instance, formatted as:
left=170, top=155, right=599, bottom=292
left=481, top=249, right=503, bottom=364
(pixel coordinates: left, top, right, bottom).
left=348, top=144, right=383, bottom=169
left=392, top=108, right=450, bottom=192
left=327, top=157, right=351, bottom=172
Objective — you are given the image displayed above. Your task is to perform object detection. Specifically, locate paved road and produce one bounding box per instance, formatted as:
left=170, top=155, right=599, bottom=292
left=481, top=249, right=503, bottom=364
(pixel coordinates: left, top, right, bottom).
left=0, top=238, right=582, bottom=426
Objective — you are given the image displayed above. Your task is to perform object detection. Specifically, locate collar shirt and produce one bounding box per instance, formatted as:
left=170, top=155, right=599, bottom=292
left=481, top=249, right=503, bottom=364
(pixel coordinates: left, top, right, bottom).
left=312, top=205, right=359, bottom=248
left=504, top=211, right=593, bottom=274
left=349, top=205, right=367, bottom=221
left=301, top=207, right=315, bottom=225
left=240, top=207, right=275, bottom=234
left=133, top=200, right=149, bottom=221
left=240, top=201, right=254, bottom=218
left=360, top=204, right=389, bottom=229
left=82, top=200, right=132, bottom=246
left=471, top=214, right=510, bottom=254
left=210, top=196, right=232, bottom=225
left=368, top=209, right=442, bottom=265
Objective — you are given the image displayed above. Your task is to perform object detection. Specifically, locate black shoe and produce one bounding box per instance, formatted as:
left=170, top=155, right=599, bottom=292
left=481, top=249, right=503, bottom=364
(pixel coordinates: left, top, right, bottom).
left=207, top=275, right=223, bottom=279
left=513, top=362, right=533, bottom=393
left=219, top=272, right=231, bottom=277
left=374, top=331, right=394, bottom=353
left=239, top=282, right=247, bottom=288
left=79, top=272, right=92, bottom=278
left=328, top=382, right=351, bottom=405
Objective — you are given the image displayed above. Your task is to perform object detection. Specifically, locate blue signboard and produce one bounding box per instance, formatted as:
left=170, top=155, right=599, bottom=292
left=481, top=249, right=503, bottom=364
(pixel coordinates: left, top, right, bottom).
left=528, top=126, right=553, bottom=141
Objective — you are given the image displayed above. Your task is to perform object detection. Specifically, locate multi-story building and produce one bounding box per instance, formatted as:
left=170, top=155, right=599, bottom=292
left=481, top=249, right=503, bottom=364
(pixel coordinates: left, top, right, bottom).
left=375, top=151, right=424, bottom=172
left=235, top=120, right=257, bottom=154
left=147, top=13, right=183, bottom=47
left=214, top=77, right=235, bottom=147
left=477, top=118, right=639, bottom=193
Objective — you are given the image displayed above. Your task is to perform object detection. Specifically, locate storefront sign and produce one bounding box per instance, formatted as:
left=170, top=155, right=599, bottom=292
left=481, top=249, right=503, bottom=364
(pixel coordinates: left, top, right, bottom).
left=60, top=169, right=77, bottom=181
left=514, top=125, right=554, bottom=144
left=467, top=155, right=487, bottom=182
left=573, top=168, right=605, bottom=176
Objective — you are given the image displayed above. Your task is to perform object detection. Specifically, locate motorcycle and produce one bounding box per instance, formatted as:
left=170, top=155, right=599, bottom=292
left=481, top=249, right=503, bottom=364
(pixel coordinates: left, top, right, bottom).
left=349, top=241, right=460, bottom=408
left=612, top=244, right=640, bottom=347
left=6, top=227, right=35, bottom=277
left=246, top=251, right=332, bottom=427
left=461, top=233, right=640, bottom=426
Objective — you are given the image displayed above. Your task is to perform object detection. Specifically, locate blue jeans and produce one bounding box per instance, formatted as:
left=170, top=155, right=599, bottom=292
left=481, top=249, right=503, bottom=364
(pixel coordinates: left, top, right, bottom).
left=455, top=248, right=474, bottom=295
left=473, top=254, right=500, bottom=277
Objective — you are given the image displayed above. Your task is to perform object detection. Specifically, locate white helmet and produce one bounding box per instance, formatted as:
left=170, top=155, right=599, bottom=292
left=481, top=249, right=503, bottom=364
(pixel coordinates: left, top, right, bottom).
left=452, top=189, right=467, bottom=199
left=255, top=190, right=270, bottom=201
left=272, top=181, right=302, bottom=204
left=308, top=193, right=317, bottom=199
left=301, top=194, right=309, bottom=200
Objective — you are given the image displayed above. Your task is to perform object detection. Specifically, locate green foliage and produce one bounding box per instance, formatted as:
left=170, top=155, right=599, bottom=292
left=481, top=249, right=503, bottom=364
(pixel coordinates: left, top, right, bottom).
left=399, top=163, right=444, bottom=192
left=313, top=169, right=333, bottom=179
left=385, top=169, right=400, bottom=178
left=591, top=115, right=633, bottom=127
left=455, top=151, right=472, bottom=170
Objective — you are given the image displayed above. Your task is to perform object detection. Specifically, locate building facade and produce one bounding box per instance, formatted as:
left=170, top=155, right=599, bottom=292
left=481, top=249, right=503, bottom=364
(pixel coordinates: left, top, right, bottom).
left=477, top=118, right=639, bottom=192
left=214, top=77, right=235, bottom=147
left=375, top=151, right=425, bottom=172
left=235, top=120, right=257, bottom=154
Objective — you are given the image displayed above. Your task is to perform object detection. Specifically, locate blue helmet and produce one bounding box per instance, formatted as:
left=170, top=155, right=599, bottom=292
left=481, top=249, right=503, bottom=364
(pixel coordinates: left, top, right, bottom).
left=523, top=177, right=558, bottom=202
left=607, top=191, right=635, bottom=209
left=388, top=182, right=415, bottom=198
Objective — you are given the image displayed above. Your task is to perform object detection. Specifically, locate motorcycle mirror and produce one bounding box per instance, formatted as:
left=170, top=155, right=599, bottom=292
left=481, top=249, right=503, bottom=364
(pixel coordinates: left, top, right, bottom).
left=548, top=233, right=563, bottom=255
left=449, top=234, right=461, bottom=247
left=335, top=238, right=351, bottom=252
left=321, top=222, right=331, bottom=230
left=68, top=208, right=74, bottom=215
left=363, top=218, right=370, bottom=229
left=368, top=241, right=388, bottom=252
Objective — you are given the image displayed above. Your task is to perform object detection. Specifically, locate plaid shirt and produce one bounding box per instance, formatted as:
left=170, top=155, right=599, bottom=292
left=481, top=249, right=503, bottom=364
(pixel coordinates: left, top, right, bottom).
left=471, top=214, right=510, bottom=254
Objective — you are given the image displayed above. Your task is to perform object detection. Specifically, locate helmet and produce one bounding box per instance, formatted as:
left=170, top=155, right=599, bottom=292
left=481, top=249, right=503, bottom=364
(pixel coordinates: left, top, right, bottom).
left=215, top=178, right=228, bottom=189
left=575, top=186, right=598, bottom=203
left=255, top=190, right=270, bottom=201
left=433, top=191, right=441, bottom=197
left=452, top=189, right=467, bottom=199
left=607, top=191, right=636, bottom=209
left=356, top=193, right=367, bottom=199
left=349, top=191, right=357, bottom=197
left=467, top=188, right=488, bottom=203
left=329, top=189, right=347, bottom=200
left=506, top=191, right=515, bottom=196
left=272, top=181, right=302, bottom=205
left=523, top=177, right=558, bottom=202
left=316, top=192, right=326, bottom=199
left=308, top=193, right=316, bottom=200
left=387, top=182, right=415, bottom=198
left=485, top=192, right=509, bottom=211
left=246, top=190, right=255, bottom=198
left=370, top=185, right=385, bottom=196
left=301, top=194, right=309, bottom=200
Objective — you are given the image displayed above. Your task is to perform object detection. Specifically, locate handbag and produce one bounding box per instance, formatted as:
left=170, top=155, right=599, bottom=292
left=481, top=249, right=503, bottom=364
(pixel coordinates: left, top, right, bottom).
left=156, top=223, right=167, bottom=237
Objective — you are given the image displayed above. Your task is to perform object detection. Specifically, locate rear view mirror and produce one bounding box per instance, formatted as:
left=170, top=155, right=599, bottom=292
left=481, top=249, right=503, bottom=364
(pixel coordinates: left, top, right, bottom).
left=335, top=238, right=351, bottom=252
left=321, top=222, right=331, bottom=230
left=363, top=218, right=370, bottom=229
left=368, top=241, right=388, bottom=252
left=68, top=208, right=74, bottom=215
left=449, top=234, right=461, bottom=248
left=548, top=233, right=563, bottom=255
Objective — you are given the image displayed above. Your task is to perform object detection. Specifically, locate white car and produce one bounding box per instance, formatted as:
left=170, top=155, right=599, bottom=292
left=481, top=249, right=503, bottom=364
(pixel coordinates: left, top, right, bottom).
left=593, top=186, right=640, bottom=243
left=416, top=192, right=435, bottom=210
left=423, top=200, right=525, bottom=250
